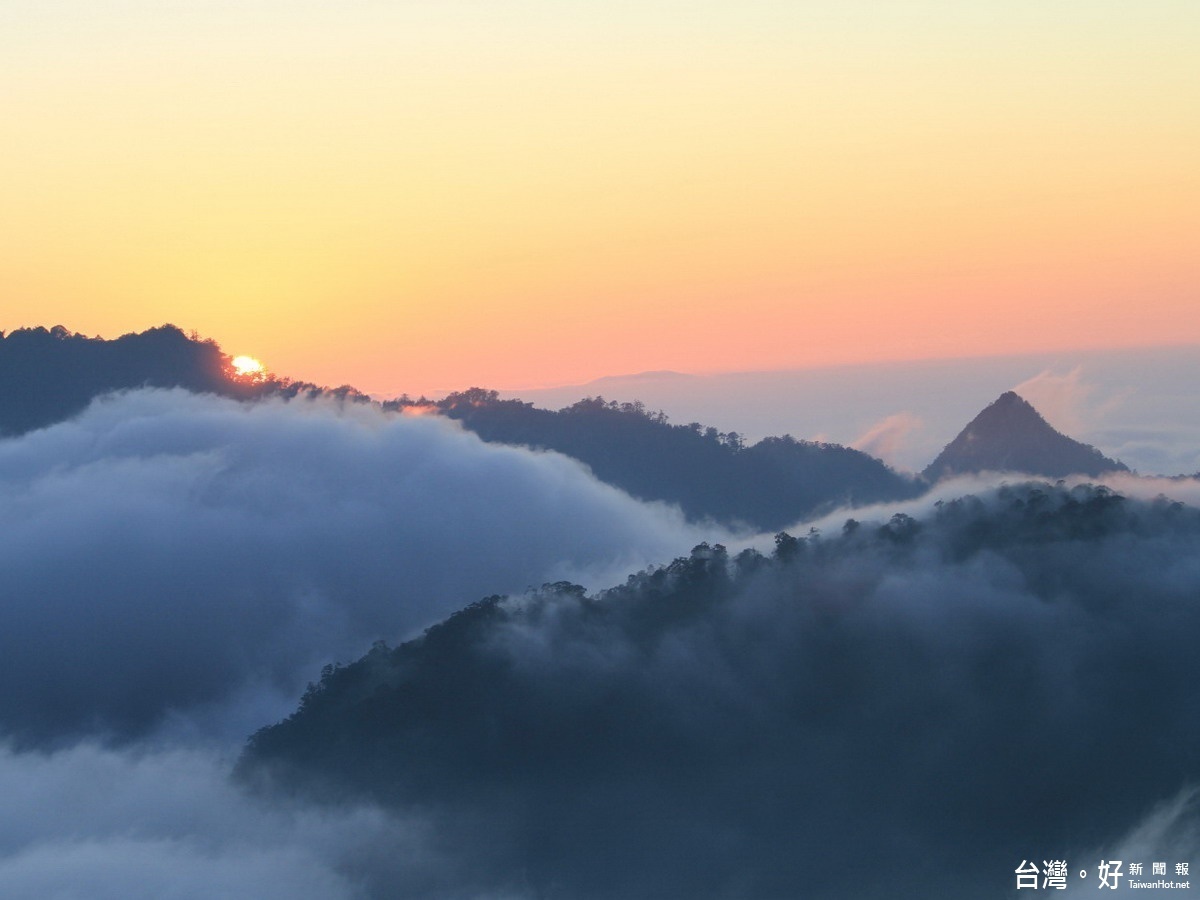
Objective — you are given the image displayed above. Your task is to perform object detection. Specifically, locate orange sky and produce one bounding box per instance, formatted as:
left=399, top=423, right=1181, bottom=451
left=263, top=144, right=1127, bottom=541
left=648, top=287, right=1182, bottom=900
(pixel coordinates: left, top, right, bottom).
left=2, top=1, right=1197, bottom=395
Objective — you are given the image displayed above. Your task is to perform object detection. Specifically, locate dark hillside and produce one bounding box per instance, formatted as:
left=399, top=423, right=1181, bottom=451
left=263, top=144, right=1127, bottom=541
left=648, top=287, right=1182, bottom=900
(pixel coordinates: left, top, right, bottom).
left=394, top=390, right=919, bottom=530
left=0, top=324, right=369, bottom=437
left=242, top=483, right=1200, bottom=900
left=0, top=325, right=256, bottom=435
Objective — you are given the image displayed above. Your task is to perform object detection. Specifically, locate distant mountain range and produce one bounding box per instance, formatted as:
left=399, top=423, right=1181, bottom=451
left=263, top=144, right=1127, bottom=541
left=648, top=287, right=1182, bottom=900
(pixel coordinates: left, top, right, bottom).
left=1, top=325, right=1143, bottom=530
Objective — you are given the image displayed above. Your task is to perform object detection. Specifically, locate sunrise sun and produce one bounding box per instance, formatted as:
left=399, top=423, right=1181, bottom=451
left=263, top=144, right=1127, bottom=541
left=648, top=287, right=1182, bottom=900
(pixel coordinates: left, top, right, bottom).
left=231, top=355, right=265, bottom=379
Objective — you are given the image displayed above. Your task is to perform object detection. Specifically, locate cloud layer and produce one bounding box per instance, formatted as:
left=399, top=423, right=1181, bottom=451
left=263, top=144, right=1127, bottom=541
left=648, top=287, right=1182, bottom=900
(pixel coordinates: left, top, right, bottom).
left=2, top=388, right=1197, bottom=898
left=0, top=743, right=432, bottom=900
left=0, top=388, right=713, bottom=743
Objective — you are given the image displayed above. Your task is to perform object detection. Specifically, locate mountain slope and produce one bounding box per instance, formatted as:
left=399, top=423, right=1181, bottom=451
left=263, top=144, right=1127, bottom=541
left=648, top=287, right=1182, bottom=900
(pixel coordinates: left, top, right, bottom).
left=397, top=390, right=921, bottom=530
left=923, top=390, right=1128, bottom=481
left=239, top=484, right=1200, bottom=900
left=0, top=324, right=374, bottom=438
left=0, top=325, right=255, bottom=435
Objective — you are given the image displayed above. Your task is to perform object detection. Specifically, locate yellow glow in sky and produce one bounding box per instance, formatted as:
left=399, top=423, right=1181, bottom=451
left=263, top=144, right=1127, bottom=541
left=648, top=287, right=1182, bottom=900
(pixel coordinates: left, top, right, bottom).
left=1, top=1, right=1197, bottom=394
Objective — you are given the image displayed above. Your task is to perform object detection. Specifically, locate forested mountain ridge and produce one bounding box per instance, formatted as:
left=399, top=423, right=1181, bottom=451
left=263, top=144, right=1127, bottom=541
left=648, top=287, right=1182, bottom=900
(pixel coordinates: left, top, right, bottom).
left=389, top=389, right=920, bottom=530
left=0, top=324, right=245, bottom=434
left=0, top=324, right=360, bottom=436
left=240, top=483, right=1200, bottom=899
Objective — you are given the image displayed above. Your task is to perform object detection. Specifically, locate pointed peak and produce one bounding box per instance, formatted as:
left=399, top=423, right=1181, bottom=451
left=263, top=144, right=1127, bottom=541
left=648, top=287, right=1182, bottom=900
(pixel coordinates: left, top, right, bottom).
left=969, top=393, right=1056, bottom=432
left=923, top=390, right=1127, bottom=481
left=987, top=391, right=1037, bottom=413
left=961, top=391, right=1051, bottom=433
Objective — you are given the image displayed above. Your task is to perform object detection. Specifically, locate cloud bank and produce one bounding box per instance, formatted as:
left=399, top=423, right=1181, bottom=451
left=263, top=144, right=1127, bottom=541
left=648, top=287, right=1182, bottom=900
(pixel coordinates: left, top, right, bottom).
left=3, top=387, right=1197, bottom=898
left=0, top=388, right=714, bottom=744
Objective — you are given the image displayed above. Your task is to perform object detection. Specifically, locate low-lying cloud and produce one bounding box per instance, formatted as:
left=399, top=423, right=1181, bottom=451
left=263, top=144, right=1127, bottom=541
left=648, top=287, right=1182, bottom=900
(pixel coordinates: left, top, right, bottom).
left=0, top=743, right=432, bottom=900
left=3, top=387, right=1198, bottom=898
left=0, top=388, right=715, bottom=744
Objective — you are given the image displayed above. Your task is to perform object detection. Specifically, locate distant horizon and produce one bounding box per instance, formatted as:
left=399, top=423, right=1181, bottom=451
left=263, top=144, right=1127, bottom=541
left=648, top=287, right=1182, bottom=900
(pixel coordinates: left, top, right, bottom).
left=5, top=322, right=1197, bottom=478
left=488, top=339, right=1200, bottom=396
left=7, top=319, right=1198, bottom=405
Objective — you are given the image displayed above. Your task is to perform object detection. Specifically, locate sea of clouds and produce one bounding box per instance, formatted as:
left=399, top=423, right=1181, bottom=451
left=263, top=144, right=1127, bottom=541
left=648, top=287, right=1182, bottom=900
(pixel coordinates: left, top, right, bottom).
left=0, top=388, right=1196, bottom=898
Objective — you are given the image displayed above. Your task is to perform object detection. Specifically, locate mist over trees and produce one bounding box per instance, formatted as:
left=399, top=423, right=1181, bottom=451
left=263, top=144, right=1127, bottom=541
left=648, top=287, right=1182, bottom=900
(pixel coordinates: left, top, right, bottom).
left=242, top=483, right=1200, bottom=899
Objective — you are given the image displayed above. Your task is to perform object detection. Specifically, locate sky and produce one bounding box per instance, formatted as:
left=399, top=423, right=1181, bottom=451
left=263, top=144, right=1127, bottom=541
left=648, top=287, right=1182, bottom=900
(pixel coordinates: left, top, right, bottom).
left=2, top=1, right=1198, bottom=395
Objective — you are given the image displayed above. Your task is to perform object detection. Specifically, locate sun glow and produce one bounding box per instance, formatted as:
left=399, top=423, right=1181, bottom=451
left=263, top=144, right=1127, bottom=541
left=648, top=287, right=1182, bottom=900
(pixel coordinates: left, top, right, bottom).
left=399, top=403, right=438, bottom=417
left=231, top=355, right=265, bottom=379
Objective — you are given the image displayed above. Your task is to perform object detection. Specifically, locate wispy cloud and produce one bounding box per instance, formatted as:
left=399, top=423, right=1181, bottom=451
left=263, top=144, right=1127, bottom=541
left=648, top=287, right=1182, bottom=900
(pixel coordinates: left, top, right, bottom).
left=851, top=411, right=923, bottom=468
